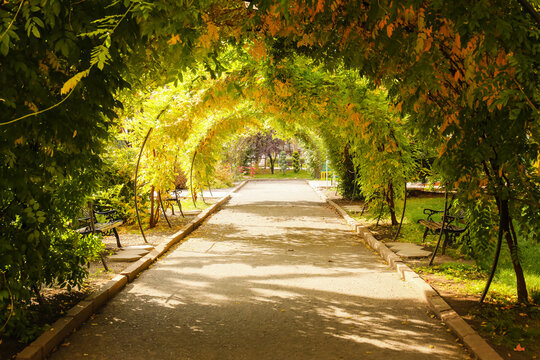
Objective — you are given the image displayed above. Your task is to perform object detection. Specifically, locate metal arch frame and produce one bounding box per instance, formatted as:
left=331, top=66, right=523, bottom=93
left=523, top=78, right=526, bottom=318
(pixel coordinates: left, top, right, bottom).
left=134, top=127, right=153, bottom=243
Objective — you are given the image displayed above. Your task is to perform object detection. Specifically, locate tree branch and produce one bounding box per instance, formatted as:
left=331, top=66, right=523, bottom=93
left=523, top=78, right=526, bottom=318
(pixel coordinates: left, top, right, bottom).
left=516, top=0, right=540, bottom=26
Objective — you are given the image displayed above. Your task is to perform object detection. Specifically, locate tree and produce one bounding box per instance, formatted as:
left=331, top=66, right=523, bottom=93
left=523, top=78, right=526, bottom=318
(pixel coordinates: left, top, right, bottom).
left=242, top=131, right=286, bottom=174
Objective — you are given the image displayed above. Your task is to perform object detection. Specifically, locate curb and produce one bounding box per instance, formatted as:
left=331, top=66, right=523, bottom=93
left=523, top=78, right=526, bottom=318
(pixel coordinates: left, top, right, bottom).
left=16, top=180, right=248, bottom=360
left=307, top=182, right=502, bottom=360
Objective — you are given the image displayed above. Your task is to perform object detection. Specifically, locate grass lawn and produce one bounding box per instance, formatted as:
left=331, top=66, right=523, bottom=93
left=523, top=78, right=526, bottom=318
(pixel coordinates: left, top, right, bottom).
left=252, top=168, right=313, bottom=179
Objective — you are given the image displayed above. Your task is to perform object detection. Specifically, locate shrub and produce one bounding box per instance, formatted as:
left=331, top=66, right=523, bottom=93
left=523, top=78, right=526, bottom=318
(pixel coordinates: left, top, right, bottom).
left=292, top=151, right=300, bottom=173
left=278, top=151, right=288, bottom=174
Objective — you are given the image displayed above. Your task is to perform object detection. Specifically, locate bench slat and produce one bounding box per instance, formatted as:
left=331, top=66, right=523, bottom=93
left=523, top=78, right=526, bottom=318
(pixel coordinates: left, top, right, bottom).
left=418, top=219, right=465, bottom=233
left=94, top=220, right=123, bottom=232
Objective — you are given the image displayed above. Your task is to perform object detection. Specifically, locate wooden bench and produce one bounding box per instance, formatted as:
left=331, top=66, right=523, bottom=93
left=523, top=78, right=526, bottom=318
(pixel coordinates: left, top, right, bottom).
left=75, top=201, right=124, bottom=247
left=418, top=208, right=468, bottom=254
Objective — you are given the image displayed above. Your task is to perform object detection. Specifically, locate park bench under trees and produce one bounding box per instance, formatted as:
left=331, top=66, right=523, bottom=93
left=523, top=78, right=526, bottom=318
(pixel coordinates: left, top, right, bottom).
left=418, top=208, right=469, bottom=255
left=75, top=201, right=124, bottom=248
left=164, top=189, right=187, bottom=217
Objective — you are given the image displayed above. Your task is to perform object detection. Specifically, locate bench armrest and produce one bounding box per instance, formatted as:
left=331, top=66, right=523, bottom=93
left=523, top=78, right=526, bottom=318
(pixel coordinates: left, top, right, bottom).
left=423, top=208, right=443, bottom=221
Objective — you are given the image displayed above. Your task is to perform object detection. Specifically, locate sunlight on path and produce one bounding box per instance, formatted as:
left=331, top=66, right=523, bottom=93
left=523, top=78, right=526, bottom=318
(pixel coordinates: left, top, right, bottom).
left=50, top=180, right=469, bottom=360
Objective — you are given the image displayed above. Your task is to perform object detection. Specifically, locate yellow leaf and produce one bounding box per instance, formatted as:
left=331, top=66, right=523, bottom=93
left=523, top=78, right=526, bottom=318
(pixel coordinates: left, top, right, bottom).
left=73, top=130, right=77, bottom=138
left=61, top=70, right=90, bottom=95
left=24, top=101, right=38, bottom=112
left=14, top=136, right=23, bottom=145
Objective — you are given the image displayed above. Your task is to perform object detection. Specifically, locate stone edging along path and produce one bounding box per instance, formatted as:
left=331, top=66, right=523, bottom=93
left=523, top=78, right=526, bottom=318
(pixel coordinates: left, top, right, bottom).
left=307, top=181, right=502, bottom=360
left=16, top=180, right=249, bottom=360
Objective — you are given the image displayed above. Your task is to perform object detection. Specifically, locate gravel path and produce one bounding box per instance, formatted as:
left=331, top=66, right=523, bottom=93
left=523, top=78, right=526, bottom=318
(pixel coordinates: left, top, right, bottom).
left=50, top=180, right=469, bottom=360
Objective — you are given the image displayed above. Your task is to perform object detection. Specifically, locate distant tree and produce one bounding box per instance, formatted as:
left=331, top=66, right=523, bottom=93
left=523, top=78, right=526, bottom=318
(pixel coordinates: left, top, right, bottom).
left=243, top=131, right=285, bottom=174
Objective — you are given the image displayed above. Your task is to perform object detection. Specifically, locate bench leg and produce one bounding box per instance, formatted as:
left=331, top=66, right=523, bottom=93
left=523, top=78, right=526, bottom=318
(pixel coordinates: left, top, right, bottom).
left=442, top=232, right=449, bottom=255
left=170, top=202, right=175, bottom=215
left=113, top=228, right=122, bottom=248
left=422, top=227, right=430, bottom=243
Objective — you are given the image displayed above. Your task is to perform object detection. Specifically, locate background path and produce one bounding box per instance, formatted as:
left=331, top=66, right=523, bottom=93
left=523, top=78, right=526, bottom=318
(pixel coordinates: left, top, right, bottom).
left=51, top=180, right=469, bottom=360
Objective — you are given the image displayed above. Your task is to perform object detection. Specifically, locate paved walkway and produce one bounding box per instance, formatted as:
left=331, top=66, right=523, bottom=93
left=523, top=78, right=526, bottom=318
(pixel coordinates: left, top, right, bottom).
left=51, top=180, right=468, bottom=360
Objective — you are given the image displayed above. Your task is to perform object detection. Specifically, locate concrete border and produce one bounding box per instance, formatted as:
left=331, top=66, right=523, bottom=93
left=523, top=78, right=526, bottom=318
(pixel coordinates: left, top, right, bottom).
left=307, top=181, right=502, bottom=360
left=16, top=180, right=248, bottom=360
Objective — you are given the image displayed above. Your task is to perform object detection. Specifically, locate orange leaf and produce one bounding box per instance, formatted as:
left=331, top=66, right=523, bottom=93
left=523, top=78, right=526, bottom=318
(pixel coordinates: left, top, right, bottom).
left=168, top=34, right=181, bottom=45
left=514, top=344, right=525, bottom=352
left=387, top=24, right=393, bottom=37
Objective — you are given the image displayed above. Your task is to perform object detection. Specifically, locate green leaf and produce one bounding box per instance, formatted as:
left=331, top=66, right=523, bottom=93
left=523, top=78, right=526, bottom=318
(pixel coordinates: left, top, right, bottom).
left=31, top=25, right=41, bottom=38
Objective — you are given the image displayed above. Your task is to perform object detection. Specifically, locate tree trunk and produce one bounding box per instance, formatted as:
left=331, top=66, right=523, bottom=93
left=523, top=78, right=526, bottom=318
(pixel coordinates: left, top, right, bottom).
left=268, top=154, right=275, bottom=174
left=500, top=198, right=528, bottom=302
left=386, top=183, right=399, bottom=226
left=486, top=159, right=528, bottom=303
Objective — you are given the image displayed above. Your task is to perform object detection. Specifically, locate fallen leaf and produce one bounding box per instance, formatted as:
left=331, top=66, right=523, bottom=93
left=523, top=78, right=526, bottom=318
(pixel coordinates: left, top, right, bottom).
left=61, top=342, right=70, bottom=347
left=514, top=344, right=525, bottom=352
left=430, top=345, right=434, bottom=349
left=518, top=313, right=527, bottom=317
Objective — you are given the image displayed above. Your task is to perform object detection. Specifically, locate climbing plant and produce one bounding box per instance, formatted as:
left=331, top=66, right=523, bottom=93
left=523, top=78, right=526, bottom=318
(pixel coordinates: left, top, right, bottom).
left=1, top=0, right=538, bottom=341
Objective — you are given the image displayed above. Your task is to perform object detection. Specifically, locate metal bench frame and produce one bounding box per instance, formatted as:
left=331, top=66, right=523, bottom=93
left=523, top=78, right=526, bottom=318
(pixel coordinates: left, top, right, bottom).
left=418, top=208, right=468, bottom=254
left=76, top=201, right=124, bottom=248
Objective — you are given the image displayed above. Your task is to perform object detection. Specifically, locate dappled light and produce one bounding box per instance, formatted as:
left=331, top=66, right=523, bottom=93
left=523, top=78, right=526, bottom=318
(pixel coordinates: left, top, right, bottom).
left=0, top=0, right=538, bottom=357
left=50, top=181, right=467, bottom=359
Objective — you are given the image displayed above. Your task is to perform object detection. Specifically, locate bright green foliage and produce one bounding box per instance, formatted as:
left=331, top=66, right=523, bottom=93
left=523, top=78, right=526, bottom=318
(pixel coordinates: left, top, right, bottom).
left=292, top=151, right=300, bottom=173
left=0, top=0, right=140, bottom=338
